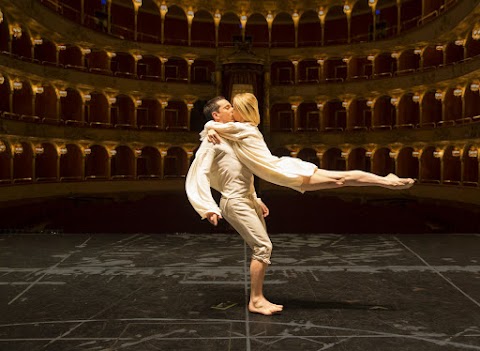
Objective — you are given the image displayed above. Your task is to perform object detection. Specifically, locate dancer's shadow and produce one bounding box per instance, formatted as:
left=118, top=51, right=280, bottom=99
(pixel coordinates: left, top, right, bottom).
left=280, top=299, right=396, bottom=311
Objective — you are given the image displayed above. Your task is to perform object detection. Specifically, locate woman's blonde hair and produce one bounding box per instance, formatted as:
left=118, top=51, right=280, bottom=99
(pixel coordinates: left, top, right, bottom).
left=233, top=93, right=260, bottom=126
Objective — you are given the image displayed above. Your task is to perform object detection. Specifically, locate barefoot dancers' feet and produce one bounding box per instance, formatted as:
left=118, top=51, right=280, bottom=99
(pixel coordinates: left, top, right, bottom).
left=385, top=173, right=415, bottom=189
left=249, top=298, right=283, bottom=315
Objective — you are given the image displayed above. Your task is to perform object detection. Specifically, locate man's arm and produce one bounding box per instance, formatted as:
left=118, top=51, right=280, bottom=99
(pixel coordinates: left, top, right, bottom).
left=185, top=142, right=222, bottom=223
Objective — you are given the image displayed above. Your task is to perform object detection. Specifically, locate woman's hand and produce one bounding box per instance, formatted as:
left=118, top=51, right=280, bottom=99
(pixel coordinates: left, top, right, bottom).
left=207, top=129, right=221, bottom=144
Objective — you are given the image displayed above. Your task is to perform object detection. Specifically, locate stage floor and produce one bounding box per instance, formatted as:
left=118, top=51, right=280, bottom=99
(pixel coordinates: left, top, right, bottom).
left=1, top=232, right=479, bottom=351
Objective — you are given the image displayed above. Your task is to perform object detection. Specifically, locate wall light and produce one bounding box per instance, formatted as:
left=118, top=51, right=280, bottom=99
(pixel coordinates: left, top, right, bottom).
left=35, top=146, right=44, bottom=155
left=84, top=148, right=91, bottom=155
left=412, top=150, right=420, bottom=158
left=412, top=93, right=420, bottom=103
left=389, top=152, right=397, bottom=158
left=33, top=38, right=43, bottom=45
left=13, top=81, right=22, bottom=90
left=14, top=145, right=23, bottom=154
left=59, top=90, right=67, bottom=97
left=453, top=88, right=463, bottom=97
left=0, top=141, right=6, bottom=153
left=471, top=83, right=479, bottom=92
left=435, top=91, right=443, bottom=100
left=58, top=45, right=67, bottom=50
left=0, top=75, right=5, bottom=85
left=108, top=97, right=117, bottom=104
left=109, top=149, right=117, bottom=156
left=468, top=148, right=478, bottom=158
left=35, top=86, right=44, bottom=94
left=60, top=147, right=68, bottom=155
left=452, top=149, right=461, bottom=157
left=84, top=94, right=91, bottom=102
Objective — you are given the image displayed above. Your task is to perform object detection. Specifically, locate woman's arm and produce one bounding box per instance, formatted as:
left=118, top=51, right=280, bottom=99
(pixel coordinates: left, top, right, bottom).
left=202, top=121, right=258, bottom=141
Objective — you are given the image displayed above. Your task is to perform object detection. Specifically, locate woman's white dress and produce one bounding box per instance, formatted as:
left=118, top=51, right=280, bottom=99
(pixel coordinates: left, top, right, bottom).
left=201, top=121, right=317, bottom=192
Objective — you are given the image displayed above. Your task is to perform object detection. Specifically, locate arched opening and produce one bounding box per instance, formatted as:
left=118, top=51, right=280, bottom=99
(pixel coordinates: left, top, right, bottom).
left=110, top=0, right=135, bottom=40
left=372, top=95, right=395, bottom=129
left=464, top=83, right=480, bottom=120
left=397, top=49, right=420, bottom=74
left=60, top=88, right=83, bottom=125
left=324, top=58, right=346, bottom=82
left=11, top=25, right=32, bottom=59
left=443, top=145, right=461, bottom=185
left=423, top=45, right=443, bottom=69
left=218, top=12, right=241, bottom=47
left=245, top=13, right=268, bottom=47
left=397, top=93, right=419, bottom=128
left=420, top=146, right=441, bottom=183
left=298, top=10, right=321, bottom=47
left=137, top=55, right=161, bottom=79
left=165, top=57, right=188, bottom=82
left=466, top=31, right=480, bottom=58
left=87, top=92, right=109, bottom=126
left=271, top=61, right=294, bottom=85
left=85, top=145, right=109, bottom=179
left=0, top=140, right=12, bottom=183
left=372, top=148, right=395, bottom=176
left=462, top=145, right=479, bottom=186
left=111, top=145, right=135, bottom=179
left=298, top=59, right=320, bottom=83
left=397, top=147, right=419, bottom=179
left=0, top=75, right=12, bottom=113
left=445, top=41, right=465, bottom=65
left=374, top=52, right=396, bottom=77
left=137, top=146, right=161, bottom=179
left=164, top=147, right=188, bottom=177
left=35, top=143, right=58, bottom=181
left=401, top=0, right=422, bottom=31
left=86, top=50, right=111, bottom=74
left=298, top=103, right=319, bottom=131
left=348, top=148, right=370, bottom=171
left=60, top=144, right=83, bottom=181
left=34, top=38, right=57, bottom=64
left=35, top=85, right=59, bottom=123
left=191, top=60, right=215, bottom=83
left=350, top=0, right=373, bottom=43
left=137, top=1, right=161, bottom=43
left=421, top=90, right=442, bottom=127
left=137, top=98, right=161, bottom=129
left=271, top=13, right=294, bottom=47
left=59, top=45, right=84, bottom=69
left=324, top=6, right=348, bottom=45
left=0, top=13, right=10, bottom=52
left=164, top=5, right=188, bottom=45
left=348, top=98, right=371, bottom=130
left=191, top=10, right=215, bottom=47
left=442, top=88, right=462, bottom=125
left=349, top=56, right=371, bottom=79
left=271, top=103, right=293, bottom=131
left=298, top=148, right=319, bottom=167
left=165, top=101, right=188, bottom=131
left=324, top=100, right=345, bottom=131
left=13, top=142, right=33, bottom=182
left=12, top=80, right=34, bottom=117
left=322, top=148, right=345, bottom=171
left=111, top=52, right=136, bottom=78
left=112, top=95, right=135, bottom=128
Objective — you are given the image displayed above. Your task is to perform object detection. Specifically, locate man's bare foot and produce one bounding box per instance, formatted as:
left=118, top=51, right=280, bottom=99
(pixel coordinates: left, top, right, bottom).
left=249, top=297, right=283, bottom=315
left=385, top=173, right=415, bottom=189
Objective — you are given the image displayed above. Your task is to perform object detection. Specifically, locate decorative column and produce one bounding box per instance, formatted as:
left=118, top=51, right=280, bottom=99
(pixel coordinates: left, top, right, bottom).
left=159, top=97, right=169, bottom=130
left=159, top=147, right=168, bottom=178
left=316, top=99, right=325, bottom=131
left=437, top=44, right=446, bottom=66
left=289, top=96, right=303, bottom=132
left=56, top=44, right=66, bottom=68
left=414, top=92, right=423, bottom=126
left=266, top=12, right=273, bottom=48
left=133, top=54, right=142, bottom=76
left=82, top=92, right=90, bottom=124
left=107, top=95, right=117, bottom=125
left=187, top=8, right=194, bottom=46
left=343, top=4, right=352, bottom=44
left=369, top=0, right=377, bottom=41
left=367, top=54, right=376, bottom=76
left=133, top=97, right=142, bottom=128
left=292, top=11, right=299, bottom=48
left=214, top=11, right=221, bottom=48
left=160, top=3, right=168, bottom=44
left=106, top=0, right=112, bottom=34
left=415, top=48, right=424, bottom=70
left=341, top=99, right=351, bottom=130
left=341, top=148, right=350, bottom=170
left=240, top=14, right=247, bottom=42
left=133, top=147, right=142, bottom=179
left=80, top=0, right=85, bottom=24
left=318, top=8, right=326, bottom=46
left=390, top=96, right=399, bottom=126
left=291, top=59, right=299, bottom=84
left=343, top=57, right=351, bottom=80
left=396, top=0, right=402, bottom=35
left=391, top=51, right=400, bottom=73
left=184, top=96, right=197, bottom=131
left=316, top=58, right=325, bottom=81
left=186, top=58, right=195, bottom=83
left=133, top=0, right=141, bottom=41
left=160, top=57, right=168, bottom=81
left=435, top=90, right=445, bottom=124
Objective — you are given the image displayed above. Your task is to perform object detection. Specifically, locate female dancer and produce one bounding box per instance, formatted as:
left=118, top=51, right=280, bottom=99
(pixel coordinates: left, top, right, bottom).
left=202, top=93, right=414, bottom=193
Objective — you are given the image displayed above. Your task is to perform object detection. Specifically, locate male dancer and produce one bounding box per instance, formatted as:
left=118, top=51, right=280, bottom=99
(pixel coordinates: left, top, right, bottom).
left=186, top=96, right=283, bottom=315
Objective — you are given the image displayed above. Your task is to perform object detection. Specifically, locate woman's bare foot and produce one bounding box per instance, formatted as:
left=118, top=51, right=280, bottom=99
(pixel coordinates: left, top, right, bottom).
left=249, top=297, right=283, bottom=315
left=385, top=173, right=415, bottom=189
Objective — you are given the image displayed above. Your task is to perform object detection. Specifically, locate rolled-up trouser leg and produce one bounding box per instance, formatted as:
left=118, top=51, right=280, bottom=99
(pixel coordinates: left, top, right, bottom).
left=220, top=197, right=272, bottom=265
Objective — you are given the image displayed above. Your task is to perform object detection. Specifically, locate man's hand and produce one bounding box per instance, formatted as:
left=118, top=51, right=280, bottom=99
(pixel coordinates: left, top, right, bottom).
left=206, top=212, right=222, bottom=226
left=258, top=200, right=270, bottom=218
left=207, top=129, right=221, bottom=144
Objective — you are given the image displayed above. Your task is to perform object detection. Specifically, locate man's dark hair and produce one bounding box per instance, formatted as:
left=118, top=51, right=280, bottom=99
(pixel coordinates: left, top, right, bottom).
left=203, top=96, right=226, bottom=119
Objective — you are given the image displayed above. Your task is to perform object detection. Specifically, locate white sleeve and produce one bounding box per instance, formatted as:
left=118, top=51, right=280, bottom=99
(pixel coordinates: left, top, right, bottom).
left=185, top=145, right=222, bottom=219
left=201, top=121, right=258, bottom=141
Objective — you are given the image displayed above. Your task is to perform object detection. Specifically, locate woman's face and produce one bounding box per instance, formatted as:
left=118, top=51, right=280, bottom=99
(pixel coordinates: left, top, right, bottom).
left=232, top=105, right=245, bottom=122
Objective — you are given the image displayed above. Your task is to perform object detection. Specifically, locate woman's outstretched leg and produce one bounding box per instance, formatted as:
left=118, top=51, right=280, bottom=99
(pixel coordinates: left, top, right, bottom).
left=301, top=169, right=414, bottom=192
